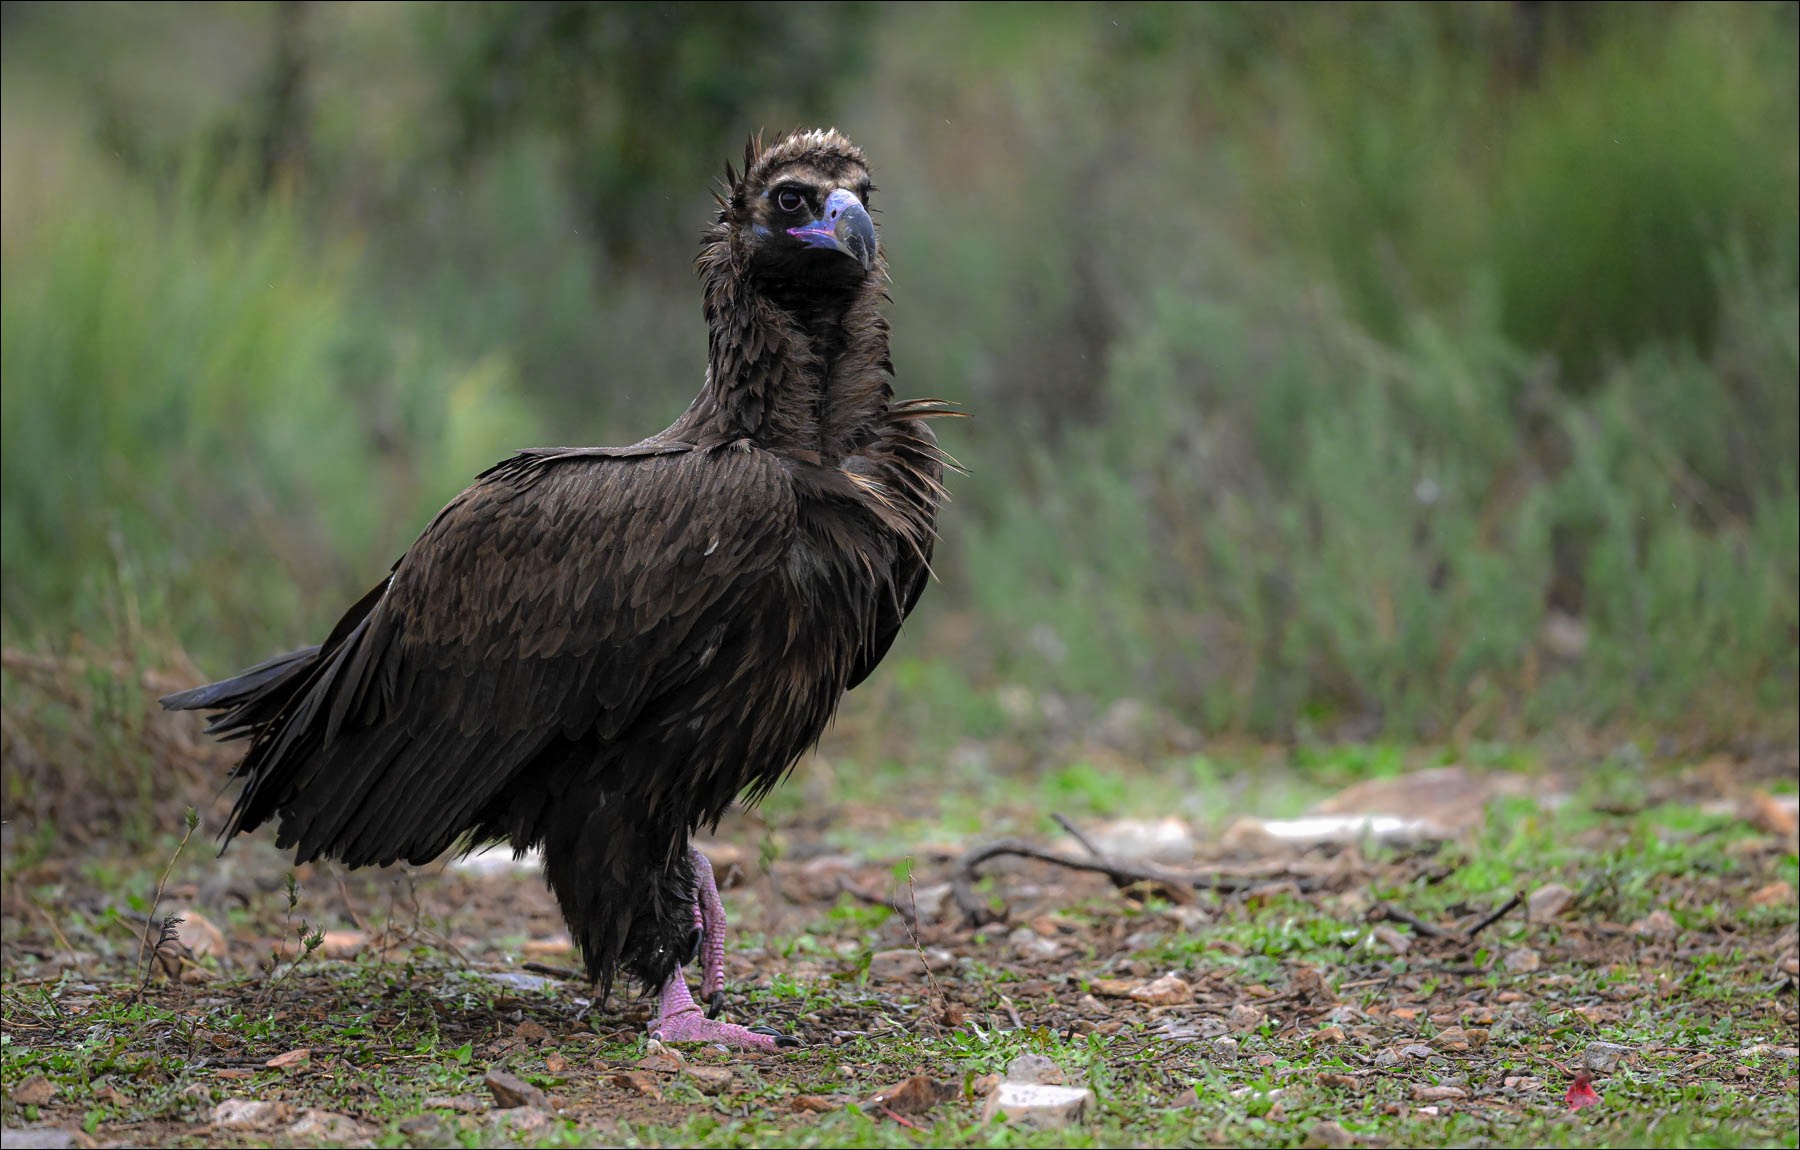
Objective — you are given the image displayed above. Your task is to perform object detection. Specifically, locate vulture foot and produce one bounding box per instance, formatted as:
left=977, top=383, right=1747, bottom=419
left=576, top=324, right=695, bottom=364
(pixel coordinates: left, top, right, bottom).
left=650, top=972, right=800, bottom=1051
left=689, top=848, right=730, bottom=1012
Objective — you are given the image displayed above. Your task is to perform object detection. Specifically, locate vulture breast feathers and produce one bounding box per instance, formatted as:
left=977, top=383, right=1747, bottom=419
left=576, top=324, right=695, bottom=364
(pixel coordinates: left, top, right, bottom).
left=164, top=129, right=957, bottom=1013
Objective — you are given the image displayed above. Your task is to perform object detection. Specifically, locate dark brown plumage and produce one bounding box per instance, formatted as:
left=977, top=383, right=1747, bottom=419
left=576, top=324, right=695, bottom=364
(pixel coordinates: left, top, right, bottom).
left=163, top=129, right=953, bottom=1048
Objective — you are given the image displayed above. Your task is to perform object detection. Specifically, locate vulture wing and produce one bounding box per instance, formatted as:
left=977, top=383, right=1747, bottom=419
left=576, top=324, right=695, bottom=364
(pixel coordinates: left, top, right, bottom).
left=227, top=444, right=796, bottom=867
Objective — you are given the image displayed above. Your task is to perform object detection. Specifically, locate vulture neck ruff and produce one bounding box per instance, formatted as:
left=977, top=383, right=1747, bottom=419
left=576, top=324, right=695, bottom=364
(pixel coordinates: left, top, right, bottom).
left=681, top=136, right=893, bottom=463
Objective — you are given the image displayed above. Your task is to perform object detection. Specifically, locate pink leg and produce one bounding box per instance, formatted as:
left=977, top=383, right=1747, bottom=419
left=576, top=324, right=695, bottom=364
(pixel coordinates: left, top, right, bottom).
left=688, top=848, right=729, bottom=1013
left=649, top=970, right=798, bottom=1050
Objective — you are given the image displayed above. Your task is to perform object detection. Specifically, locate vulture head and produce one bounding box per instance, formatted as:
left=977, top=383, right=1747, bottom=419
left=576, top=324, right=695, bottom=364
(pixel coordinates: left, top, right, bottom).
left=703, top=129, right=880, bottom=292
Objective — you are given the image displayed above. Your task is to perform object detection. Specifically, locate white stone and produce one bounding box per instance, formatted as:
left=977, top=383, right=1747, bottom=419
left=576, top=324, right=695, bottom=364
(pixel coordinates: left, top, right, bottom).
left=211, top=1100, right=291, bottom=1131
left=982, top=1082, right=1095, bottom=1128
left=1583, top=1041, right=1634, bottom=1073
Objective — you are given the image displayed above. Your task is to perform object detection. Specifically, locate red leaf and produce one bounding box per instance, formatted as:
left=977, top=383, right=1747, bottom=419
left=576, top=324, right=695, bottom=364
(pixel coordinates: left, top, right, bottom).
left=1565, top=1070, right=1601, bottom=1112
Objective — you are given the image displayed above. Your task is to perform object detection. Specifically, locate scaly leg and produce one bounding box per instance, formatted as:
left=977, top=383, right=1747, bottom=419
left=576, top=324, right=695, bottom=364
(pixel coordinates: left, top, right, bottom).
left=688, top=847, right=729, bottom=1016
left=649, top=962, right=799, bottom=1050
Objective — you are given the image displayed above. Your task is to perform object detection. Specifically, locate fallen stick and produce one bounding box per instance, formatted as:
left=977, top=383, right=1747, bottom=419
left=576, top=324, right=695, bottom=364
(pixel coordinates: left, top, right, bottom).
left=950, top=820, right=1322, bottom=927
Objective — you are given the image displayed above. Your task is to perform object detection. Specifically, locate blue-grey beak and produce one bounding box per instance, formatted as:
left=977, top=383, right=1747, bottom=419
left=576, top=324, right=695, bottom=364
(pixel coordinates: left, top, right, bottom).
left=786, top=188, right=876, bottom=270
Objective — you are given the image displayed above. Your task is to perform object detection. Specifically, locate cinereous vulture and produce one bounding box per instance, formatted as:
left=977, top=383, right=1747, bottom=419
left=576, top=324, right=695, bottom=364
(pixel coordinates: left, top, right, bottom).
left=164, top=129, right=954, bottom=1049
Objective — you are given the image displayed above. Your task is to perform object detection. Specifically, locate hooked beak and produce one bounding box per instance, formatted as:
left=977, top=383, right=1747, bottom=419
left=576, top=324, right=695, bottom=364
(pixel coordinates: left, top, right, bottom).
left=786, top=188, right=876, bottom=270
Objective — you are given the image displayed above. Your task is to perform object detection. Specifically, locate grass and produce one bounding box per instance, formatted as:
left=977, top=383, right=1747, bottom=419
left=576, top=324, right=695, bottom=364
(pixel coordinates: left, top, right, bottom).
left=4, top=745, right=1795, bottom=1148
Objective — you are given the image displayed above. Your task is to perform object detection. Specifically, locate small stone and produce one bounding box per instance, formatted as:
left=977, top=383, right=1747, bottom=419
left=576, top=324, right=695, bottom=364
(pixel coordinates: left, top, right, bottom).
left=636, top=1039, right=687, bottom=1073
left=212, top=1099, right=292, bottom=1131
left=1503, top=1075, right=1544, bottom=1091
left=1527, top=883, right=1576, bottom=921
left=513, top=1020, right=551, bottom=1043
left=1210, top=1037, right=1240, bottom=1064
left=1305, top=1120, right=1356, bottom=1149
left=1004, top=1054, right=1067, bottom=1085
left=265, top=1047, right=310, bottom=1070
left=1317, top=1072, right=1360, bottom=1091
left=868, top=1075, right=956, bottom=1115
left=1400, top=1043, right=1437, bottom=1061
left=170, top=908, right=228, bottom=959
left=1433, top=1027, right=1469, bottom=1051
left=791, top=1094, right=840, bottom=1113
left=1749, top=882, right=1795, bottom=909
left=1225, top=1003, right=1264, bottom=1031
left=1370, top=925, right=1412, bottom=954
left=421, top=1096, right=481, bottom=1113
left=1583, top=1041, right=1633, bottom=1074
left=10, top=1076, right=55, bottom=1107
left=981, top=1082, right=1095, bottom=1128
left=1008, top=927, right=1065, bottom=962
left=1311, top=1026, right=1347, bottom=1045
left=486, top=1105, right=553, bottom=1134
left=1741, top=1044, right=1800, bottom=1060
left=1413, top=1085, right=1467, bottom=1101
left=1631, top=909, right=1679, bottom=940
left=319, top=930, right=367, bottom=958
left=1503, top=948, right=1541, bottom=973
left=1081, top=816, right=1196, bottom=864
left=285, top=1109, right=370, bottom=1142
left=1373, top=1049, right=1401, bottom=1069
left=0, top=1131, right=82, bottom=1150
left=1090, top=978, right=1142, bottom=998
left=485, top=1069, right=548, bottom=1109
left=613, top=1070, right=662, bottom=1098
left=686, top=1066, right=734, bottom=1095
left=399, top=1114, right=450, bottom=1144
left=868, top=947, right=953, bottom=979
left=522, top=934, right=574, bottom=955
left=1129, top=974, right=1193, bottom=1007
left=544, top=1052, right=567, bottom=1074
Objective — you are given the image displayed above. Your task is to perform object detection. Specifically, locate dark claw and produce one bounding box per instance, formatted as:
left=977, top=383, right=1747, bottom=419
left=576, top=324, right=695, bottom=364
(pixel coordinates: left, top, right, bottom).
left=749, top=1025, right=802, bottom=1049
left=707, top=990, right=725, bottom=1020
left=683, top=927, right=703, bottom=966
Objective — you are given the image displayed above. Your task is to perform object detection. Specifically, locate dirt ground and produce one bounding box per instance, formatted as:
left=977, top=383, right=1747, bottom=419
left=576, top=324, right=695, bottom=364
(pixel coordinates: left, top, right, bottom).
left=3, top=740, right=1798, bottom=1148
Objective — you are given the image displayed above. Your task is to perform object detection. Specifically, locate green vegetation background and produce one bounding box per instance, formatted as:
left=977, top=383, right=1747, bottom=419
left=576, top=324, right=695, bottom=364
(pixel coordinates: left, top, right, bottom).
left=3, top=2, right=1795, bottom=796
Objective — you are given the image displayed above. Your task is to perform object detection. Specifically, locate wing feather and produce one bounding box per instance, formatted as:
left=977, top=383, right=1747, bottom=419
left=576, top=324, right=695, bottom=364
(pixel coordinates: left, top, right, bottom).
left=231, top=446, right=796, bottom=865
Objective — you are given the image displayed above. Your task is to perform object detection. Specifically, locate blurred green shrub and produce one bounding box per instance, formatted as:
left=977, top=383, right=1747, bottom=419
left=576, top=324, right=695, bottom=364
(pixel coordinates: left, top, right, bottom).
left=956, top=250, right=1798, bottom=740
left=0, top=158, right=538, bottom=666
left=1251, top=3, right=1799, bottom=374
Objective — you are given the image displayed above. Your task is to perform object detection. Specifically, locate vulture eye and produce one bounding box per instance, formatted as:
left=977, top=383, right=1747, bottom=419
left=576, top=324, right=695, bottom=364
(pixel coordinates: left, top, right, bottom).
left=775, top=188, right=808, bottom=214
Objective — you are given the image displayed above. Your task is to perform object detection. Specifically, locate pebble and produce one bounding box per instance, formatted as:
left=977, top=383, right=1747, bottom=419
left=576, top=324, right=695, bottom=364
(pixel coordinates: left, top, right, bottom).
left=1369, top=925, right=1412, bottom=954
left=212, top=1100, right=292, bottom=1131
left=1503, top=948, right=1541, bottom=973
left=1748, top=882, right=1794, bottom=908
left=0, top=1131, right=82, bottom=1150
left=869, top=947, right=956, bottom=979
left=169, top=909, right=228, bottom=959
left=1225, top=1003, right=1264, bottom=1030
left=1129, top=973, right=1193, bottom=1006
left=1583, top=1041, right=1634, bottom=1074
left=1008, top=928, right=1066, bottom=962
left=1527, top=883, right=1575, bottom=921
left=686, top=1066, right=734, bottom=1095
left=982, top=1082, right=1096, bottom=1129
left=1413, top=1085, right=1467, bottom=1101
left=10, top=1076, right=54, bottom=1107
left=486, top=1106, right=554, bottom=1134
left=285, top=1109, right=371, bottom=1143
left=485, top=1068, right=548, bottom=1109
left=1090, top=978, right=1142, bottom=998
left=1305, top=1120, right=1356, bottom=1149
left=1631, top=909, right=1679, bottom=940
left=1210, top=1037, right=1240, bottom=1064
